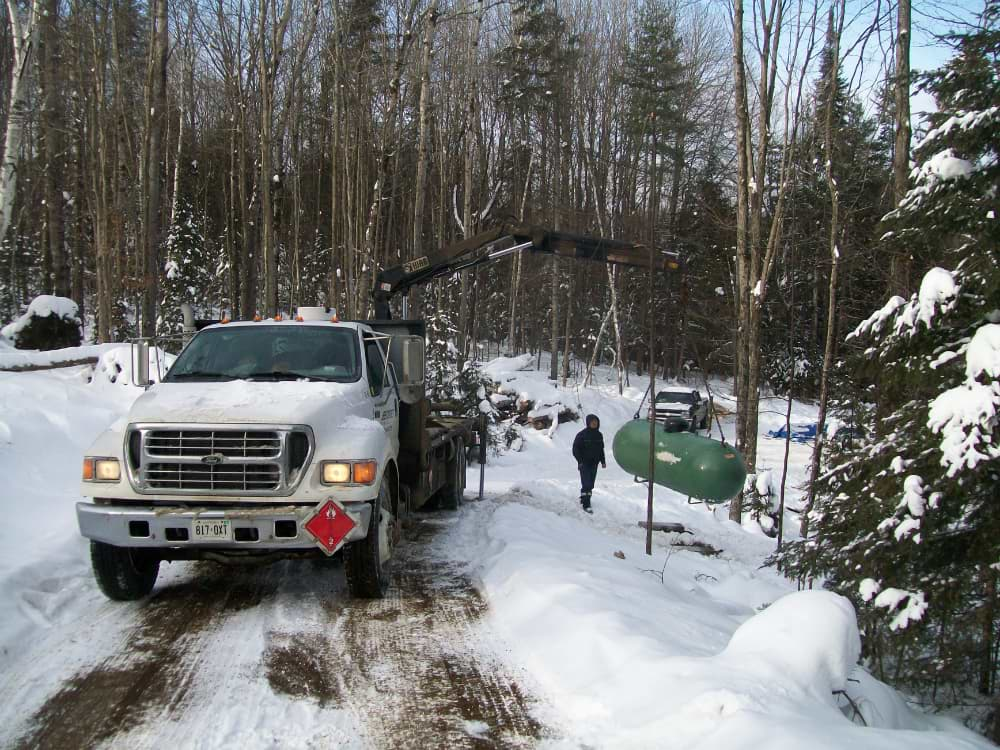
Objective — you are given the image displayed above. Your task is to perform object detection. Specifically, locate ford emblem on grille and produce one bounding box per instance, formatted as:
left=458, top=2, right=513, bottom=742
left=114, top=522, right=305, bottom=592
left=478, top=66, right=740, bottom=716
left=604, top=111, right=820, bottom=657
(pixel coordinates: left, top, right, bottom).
left=201, top=453, right=226, bottom=465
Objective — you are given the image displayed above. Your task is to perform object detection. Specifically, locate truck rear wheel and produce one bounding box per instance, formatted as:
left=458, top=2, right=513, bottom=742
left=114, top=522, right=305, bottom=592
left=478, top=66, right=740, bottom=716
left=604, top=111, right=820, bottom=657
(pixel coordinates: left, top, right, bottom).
left=344, top=482, right=393, bottom=598
left=90, top=541, right=160, bottom=601
left=440, top=438, right=465, bottom=511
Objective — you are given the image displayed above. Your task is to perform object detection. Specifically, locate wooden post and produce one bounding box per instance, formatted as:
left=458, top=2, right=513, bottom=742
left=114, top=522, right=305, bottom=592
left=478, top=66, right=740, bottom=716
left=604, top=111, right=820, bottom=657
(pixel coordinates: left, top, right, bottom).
left=478, top=411, right=487, bottom=500
left=646, top=244, right=656, bottom=556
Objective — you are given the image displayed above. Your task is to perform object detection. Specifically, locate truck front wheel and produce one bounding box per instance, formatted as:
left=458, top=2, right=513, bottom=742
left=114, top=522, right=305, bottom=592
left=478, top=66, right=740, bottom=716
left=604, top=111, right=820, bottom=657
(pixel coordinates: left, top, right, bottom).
left=344, top=482, right=393, bottom=598
left=90, top=541, right=160, bottom=601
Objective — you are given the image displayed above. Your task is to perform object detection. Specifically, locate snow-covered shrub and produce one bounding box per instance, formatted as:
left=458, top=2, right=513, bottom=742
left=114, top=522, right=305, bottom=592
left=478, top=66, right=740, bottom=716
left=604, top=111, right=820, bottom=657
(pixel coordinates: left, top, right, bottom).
left=91, top=345, right=175, bottom=388
left=1, top=295, right=82, bottom=351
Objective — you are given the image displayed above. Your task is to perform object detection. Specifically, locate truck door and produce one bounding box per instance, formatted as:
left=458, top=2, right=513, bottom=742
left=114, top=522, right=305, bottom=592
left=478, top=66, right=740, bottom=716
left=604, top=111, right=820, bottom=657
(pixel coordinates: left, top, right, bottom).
left=364, top=336, right=400, bottom=445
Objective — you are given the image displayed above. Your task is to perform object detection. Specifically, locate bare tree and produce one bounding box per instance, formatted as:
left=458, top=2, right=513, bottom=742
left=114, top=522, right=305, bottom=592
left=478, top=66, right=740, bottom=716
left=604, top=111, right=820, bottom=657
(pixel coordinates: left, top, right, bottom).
left=0, top=0, right=42, bottom=246
left=803, top=0, right=846, bottom=537
left=889, top=0, right=911, bottom=295
left=729, top=0, right=819, bottom=521
left=139, top=0, right=170, bottom=336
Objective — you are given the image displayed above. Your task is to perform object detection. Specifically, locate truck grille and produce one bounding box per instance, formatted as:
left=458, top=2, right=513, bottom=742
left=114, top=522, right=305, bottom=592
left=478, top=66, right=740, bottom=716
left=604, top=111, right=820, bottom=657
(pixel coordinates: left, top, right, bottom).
left=127, top=424, right=313, bottom=497
left=146, top=430, right=282, bottom=459
left=145, top=462, right=281, bottom=491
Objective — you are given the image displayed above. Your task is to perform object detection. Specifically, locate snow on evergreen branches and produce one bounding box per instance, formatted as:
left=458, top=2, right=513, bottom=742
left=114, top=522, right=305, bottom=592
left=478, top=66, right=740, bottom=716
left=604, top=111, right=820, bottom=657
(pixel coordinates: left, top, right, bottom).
left=777, top=5, right=1000, bottom=705
left=872, top=588, right=928, bottom=631
left=927, top=323, right=1000, bottom=475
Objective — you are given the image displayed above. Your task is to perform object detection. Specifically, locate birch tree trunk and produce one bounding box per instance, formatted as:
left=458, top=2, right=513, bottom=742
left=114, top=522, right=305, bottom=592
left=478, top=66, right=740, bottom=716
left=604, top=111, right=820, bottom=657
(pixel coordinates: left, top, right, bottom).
left=0, top=0, right=42, bottom=246
left=889, top=0, right=911, bottom=296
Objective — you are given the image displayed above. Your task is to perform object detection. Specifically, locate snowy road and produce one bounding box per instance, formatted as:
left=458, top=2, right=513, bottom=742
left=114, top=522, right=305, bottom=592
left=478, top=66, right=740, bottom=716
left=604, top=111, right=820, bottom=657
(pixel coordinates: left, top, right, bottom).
left=1, top=510, right=544, bottom=749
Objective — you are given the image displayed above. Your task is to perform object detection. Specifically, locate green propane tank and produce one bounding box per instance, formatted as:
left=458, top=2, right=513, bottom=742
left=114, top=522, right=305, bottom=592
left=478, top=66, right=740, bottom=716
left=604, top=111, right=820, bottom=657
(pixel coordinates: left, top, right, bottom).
left=612, top=419, right=747, bottom=502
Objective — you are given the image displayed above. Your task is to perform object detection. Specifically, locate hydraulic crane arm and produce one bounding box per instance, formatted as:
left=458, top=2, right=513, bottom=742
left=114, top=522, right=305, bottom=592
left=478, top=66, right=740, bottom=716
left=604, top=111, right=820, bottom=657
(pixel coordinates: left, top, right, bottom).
left=372, top=223, right=679, bottom=319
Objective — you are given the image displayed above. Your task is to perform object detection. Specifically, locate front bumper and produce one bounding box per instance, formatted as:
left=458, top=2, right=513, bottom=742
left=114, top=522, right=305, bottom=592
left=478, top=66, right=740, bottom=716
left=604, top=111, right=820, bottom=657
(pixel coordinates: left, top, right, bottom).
left=76, top=501, right=372, bottom=551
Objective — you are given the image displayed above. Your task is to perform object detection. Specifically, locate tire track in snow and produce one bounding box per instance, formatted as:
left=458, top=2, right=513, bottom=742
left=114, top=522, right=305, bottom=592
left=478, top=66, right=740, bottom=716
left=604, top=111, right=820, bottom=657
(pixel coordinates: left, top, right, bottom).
left=7, top=508, right=545, bottom=749
left=264, top=513, right=545, bottom=749
left=10, top=562, right=274, bottom=749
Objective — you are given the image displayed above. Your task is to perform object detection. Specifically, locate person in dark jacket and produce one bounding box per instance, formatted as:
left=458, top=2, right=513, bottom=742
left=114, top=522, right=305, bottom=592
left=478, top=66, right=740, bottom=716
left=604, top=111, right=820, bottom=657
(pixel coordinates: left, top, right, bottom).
left=572, top=414, right=606, bottom=513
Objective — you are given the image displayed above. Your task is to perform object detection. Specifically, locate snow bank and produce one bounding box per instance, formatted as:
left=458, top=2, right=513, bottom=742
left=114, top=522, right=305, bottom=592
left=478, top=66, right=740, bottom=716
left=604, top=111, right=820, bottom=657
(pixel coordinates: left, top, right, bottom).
left=0, top=351, right=149, bottom=655
left=454, top=494, right=987, bottom=748
left=722, top=590, right=860, bottom=698
left=446, top=362, right=988, bottom=748
left=481, top=354, right=534, bottom=378
left=0, top=343, right=117, bottom=370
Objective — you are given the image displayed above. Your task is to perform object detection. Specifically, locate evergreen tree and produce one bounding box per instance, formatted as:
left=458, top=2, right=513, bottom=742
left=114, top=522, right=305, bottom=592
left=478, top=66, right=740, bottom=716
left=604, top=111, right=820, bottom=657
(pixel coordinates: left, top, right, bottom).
left=781, top=2, right=1000, bottom=726
left=621, top=0, right=687, bottom=160
left=498, top=0, right=576, bottom=115
left=158, top=201, right=218, bottom=337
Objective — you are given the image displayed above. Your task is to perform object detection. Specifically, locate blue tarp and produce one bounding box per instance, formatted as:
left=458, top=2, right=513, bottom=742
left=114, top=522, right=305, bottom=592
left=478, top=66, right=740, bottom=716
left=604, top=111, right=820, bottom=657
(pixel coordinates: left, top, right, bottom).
left=766, top=423, right=817, bottom=443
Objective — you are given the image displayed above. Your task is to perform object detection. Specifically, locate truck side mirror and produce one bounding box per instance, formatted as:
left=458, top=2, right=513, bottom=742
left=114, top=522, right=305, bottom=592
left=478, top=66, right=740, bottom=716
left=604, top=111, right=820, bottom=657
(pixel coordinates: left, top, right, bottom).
left=133, top=340, right=153, bottom=388
left=400, top=337, right=425, bottom=387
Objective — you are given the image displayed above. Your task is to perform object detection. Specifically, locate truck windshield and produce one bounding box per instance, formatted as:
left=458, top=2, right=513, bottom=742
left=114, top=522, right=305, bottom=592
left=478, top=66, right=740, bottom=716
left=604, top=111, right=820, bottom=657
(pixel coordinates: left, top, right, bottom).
left=655, top=391, right=696, bottom=404
left=164, top=326, right=362, bottom=383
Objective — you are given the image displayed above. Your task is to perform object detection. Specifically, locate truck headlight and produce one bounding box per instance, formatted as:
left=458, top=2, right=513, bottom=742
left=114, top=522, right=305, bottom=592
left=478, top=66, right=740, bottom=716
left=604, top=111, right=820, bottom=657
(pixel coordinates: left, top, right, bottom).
left=321, top=460, right=377, bottom=485
left=322, top=462, right=351, bottom=483
left=83, top=457, right=121, bottom=482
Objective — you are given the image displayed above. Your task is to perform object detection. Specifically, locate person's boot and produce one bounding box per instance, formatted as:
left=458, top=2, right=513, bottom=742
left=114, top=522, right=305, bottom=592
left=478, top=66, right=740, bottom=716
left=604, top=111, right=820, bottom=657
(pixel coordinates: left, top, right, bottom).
left=580, top=493, right=593, bottom=514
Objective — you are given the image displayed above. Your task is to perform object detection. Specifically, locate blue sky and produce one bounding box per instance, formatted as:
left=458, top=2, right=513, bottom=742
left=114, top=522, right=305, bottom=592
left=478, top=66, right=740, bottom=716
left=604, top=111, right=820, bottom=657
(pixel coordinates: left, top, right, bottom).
left=905, top=0, right=985, bottom=120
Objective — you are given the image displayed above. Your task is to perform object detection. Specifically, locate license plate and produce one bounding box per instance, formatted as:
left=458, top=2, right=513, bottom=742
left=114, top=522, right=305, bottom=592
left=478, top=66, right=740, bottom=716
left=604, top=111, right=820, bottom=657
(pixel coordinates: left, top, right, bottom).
left=192, top=519, right=232, bottom=541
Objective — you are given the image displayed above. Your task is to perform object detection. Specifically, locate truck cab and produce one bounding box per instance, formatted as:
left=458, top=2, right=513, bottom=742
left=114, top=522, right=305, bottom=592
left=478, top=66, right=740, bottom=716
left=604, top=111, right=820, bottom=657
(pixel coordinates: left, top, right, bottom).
left=77, top=310, right=470, bottom=601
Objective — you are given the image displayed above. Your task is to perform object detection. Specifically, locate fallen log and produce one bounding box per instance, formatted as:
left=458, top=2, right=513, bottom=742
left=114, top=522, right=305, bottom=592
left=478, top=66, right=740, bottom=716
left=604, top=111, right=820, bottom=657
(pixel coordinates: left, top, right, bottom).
left=637, top=521, right=690, bottom=534
left=670, top=540, right=722, bottom=557
left=0, top=357, right=99, bottom=373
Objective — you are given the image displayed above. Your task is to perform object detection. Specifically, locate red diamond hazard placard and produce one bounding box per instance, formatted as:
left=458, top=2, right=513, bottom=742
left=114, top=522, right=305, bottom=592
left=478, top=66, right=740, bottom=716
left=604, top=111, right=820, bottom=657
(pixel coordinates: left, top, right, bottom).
left=304, top=499, right=356, bottom=555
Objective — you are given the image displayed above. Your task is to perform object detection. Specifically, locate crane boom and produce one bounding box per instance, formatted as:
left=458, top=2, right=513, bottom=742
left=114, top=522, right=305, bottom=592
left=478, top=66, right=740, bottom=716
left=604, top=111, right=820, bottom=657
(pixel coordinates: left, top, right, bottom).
left=372, top=223, right=679, bottom=319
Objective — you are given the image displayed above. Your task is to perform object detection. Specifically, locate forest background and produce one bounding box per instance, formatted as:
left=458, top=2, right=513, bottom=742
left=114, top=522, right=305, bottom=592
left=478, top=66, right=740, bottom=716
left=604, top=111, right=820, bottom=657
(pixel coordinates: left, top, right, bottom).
left=2, top=0, right=998, bottom=735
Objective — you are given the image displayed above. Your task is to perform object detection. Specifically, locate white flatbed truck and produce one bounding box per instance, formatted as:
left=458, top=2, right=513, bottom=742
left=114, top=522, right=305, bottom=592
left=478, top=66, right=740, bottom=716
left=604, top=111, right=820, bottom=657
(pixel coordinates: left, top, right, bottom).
left=78, top=311, right=471, bottom=599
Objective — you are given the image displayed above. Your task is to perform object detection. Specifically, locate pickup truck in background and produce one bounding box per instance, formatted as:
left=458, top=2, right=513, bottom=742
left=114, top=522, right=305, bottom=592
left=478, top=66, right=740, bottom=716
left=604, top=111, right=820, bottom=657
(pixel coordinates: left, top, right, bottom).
left=654, top=388, right=710, bottom=432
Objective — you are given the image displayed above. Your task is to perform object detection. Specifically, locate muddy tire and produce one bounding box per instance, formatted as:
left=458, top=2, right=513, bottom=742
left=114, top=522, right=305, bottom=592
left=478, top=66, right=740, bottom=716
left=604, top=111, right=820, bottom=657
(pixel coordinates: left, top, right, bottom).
left=344, top=482, right=393, bottom=599
left=90, top=541, right=160, bottom=601
left=440, top=438, right=465, bottom=511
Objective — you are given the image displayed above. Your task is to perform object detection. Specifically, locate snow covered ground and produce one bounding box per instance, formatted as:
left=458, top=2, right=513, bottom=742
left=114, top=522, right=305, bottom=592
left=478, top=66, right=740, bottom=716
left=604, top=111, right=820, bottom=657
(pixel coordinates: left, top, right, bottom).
left=451, top=356, right=991, bottom=748
left=0, top=348, right=991, bottom=748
